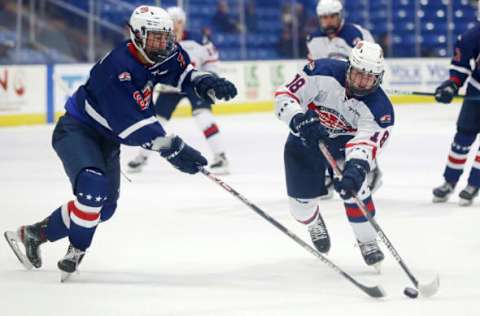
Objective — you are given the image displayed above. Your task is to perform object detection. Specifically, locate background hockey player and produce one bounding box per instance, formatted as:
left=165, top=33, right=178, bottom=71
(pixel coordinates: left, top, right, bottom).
left=432, top=23, right=480, bottom=206
left=274, top=41, right=394, bottom=268
left=128, top=6, right=230, bottom=175
left=306, top=0, right=381, bottom=199
left=306, top=0, right=374, bottom=61
left=3, top=5, right=237, bottom=281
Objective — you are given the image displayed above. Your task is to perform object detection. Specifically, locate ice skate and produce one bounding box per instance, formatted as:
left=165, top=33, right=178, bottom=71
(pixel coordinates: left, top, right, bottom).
left=4, top=219, right=48, bottom=270
left=432, top=182, right=455, bottom=203
left=58, top=244, right=85, bottom=282
left=308, top=212, right=330, bottom=253
left=127, top=154, right=148, bottom=173
left=358, top=240, right=384, bottom=272
left=458, top=185, right=479, bottom=206
left=209, top=153, right=230, bottom=175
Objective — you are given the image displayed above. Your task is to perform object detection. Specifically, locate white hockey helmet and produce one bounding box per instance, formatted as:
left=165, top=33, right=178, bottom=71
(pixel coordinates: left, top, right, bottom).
left=167, top=6, right=187, bottom=24
left=128, top=5, right=175, bottom=64
left=347, top=41, right=385, bottom=97
left=316, top=0, right=344, bottom=35
left=316, top=0, right=343, bottom=16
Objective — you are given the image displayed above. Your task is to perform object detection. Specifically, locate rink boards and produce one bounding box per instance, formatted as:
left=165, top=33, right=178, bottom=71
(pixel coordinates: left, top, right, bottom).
left=0, top=58, right=460, bottom=126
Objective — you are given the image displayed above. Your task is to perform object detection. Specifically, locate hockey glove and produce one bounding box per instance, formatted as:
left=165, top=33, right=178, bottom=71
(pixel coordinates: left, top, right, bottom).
left=291, top=109, right=329, bottom=149
left=159, top=136, right=207, bottom=174
left=333, top=159, right=370, bottom=200
left=194, top=74, right=237, bottom=103
left=434, top=80, right=458, bottom=104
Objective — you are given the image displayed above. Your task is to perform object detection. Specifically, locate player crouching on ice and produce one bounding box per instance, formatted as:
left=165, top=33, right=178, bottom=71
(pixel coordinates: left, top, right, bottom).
left=4, top=5, right=236, bottom=281
left=275, top=41, right=394, bottom=268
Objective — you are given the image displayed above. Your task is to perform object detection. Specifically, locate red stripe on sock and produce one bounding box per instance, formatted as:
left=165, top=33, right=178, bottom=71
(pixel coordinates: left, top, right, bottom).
left=298, top=207, right=319, bottom=225
left=204, top=124, right=219, bottom=138
left=67, top=201, right=100, bottom=222
left=345, top=200, right=375, bottom=218
left=448, top=156, right=467, bottom=164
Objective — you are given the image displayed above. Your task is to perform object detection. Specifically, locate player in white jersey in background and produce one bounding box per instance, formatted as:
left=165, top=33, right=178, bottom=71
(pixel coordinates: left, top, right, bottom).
left=275, top=41, right=394, bottom=268
left=128, top=6, right=230, bottom=175
left=306, top=0, right=381, bottom=199
left=307, top=0, right=374, bottom=60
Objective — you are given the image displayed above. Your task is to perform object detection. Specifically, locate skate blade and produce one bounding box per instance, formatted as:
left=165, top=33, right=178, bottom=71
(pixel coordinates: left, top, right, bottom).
left=4, top=231, right=34, bottom=270
left=458, top=198, right=473, bottom=207
left=418, top=274, right=440, bottom=298
left=432, top=196, right=449, bottom=203
left=60, top=271, right=73, bottom=282
left=372, top=262, right=382, bottom=274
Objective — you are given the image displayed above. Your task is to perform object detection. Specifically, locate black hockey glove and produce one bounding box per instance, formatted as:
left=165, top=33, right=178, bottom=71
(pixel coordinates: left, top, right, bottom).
left=194, top=74, right=237, bottom=103
left=434, top=79, right=458, bottom=104
left=333, top=159, right=370, bottom=200
left=291, top=109, right=329, bottom=149
left=159, top=136, right=207, bottom=174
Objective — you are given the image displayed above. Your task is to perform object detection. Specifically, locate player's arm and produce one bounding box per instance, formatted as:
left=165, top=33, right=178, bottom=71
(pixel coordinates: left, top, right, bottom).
left=435, top=26, right=479, bottom=103
left=274, top=66, right=329, bottom=147
left=360, top=28, right=375, bottom=43
left=97, top=78, right=207, bottom=174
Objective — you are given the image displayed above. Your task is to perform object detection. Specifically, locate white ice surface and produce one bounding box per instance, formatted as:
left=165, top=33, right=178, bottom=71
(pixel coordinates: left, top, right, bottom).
left=1, top=104, right=479, bottom=316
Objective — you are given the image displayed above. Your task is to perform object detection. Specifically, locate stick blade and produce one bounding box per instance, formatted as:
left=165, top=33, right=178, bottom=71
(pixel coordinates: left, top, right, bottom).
left=418, top=274, right=440, bottom=298
left=360, top=284, right=387, bottom=298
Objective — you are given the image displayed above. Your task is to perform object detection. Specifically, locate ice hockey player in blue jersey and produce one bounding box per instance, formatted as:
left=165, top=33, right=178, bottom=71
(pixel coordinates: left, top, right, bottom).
left=127, top=6, right=230, bottom=175
left=3, top=5, right=237, bottom=281
left=275, top=41, right=394, bottom=268
left=306, top=0, right=374, bottom=61
left=432, top=23, right=480, bottom=206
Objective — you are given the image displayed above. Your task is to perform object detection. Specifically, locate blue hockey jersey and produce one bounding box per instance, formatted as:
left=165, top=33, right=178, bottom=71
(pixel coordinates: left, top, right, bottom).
left=449, top=23, right=480, bottom=95
left=65, top=40, right=196, bottom=149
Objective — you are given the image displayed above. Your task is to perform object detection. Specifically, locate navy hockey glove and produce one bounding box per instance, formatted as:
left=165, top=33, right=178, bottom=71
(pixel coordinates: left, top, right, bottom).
left=291, top=109, right=329, bottom=148
left=333, top=159, right=370, bottom=200
left=159, top=136, right=207, bottom=174
left=194, top=74, right=237, bottom=103
left=434, top=80, right=458, bottom=104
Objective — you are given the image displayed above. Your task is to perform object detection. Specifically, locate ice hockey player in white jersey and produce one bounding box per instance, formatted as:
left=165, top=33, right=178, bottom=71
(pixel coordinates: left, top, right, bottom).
left=307, top=0, right=374, bottom=61
left=306, top=0, right=380, bottom=199
left=275, top=41, right=394, bottom=268
left=128, top=6, right=230, bottom=175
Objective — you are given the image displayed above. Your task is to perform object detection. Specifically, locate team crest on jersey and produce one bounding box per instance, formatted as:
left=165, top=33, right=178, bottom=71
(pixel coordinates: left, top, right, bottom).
left=307, top=60, right=315, bottom=71
left=352, top=37, right=361, bottom=46
left=133, top=81, right=153, bottom=110
left=118, top=72, right=131, bottom=82
left=379, top=114, right=392, bottom=124
left=312, top=104, right=356, bottom=134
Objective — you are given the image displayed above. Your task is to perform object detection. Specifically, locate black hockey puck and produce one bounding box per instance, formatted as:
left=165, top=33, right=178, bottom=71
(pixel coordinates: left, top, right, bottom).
left=404, top=287, right=419, bottom=298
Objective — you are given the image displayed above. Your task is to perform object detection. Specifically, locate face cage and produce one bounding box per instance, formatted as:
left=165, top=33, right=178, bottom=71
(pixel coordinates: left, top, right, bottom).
left=134, top=27, right=176, bottom=63
left=346, top=65, right=384, bottom=97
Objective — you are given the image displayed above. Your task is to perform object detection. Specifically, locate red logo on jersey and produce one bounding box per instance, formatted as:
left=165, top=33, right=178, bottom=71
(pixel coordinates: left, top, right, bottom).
left=139, top=6, right=149, bottom=13
left=118, top=72, right=131, bottom=81
left=177, top=52, right=186, bottom=68
left=133, top=81, right=153, bottom=110
left=309, top=103, right=356, bottom=133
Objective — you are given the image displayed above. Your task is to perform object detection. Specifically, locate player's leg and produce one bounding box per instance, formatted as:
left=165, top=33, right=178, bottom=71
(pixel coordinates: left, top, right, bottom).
left=342, top=183, right=384, bottom=268
left=188, top=92, right=229, bottom=175
left=284, top=134, right=330, bottom=253
left=5, top=114, right=112, bottom=274
left=127, top=92, right=181, bottom=173
left=433, top=98, right=480, bottom=203
left=457, top=97, right=480, bottom=206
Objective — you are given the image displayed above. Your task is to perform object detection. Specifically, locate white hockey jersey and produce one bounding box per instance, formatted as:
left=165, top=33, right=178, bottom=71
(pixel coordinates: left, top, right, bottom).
left=306, top=23, right=374, bottom=61
left=275, top=58, right=394, bottom=169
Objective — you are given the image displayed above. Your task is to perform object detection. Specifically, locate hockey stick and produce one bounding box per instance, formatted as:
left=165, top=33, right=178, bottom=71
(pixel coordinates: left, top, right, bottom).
left=318, top=142, right=440, bottom=298
left=200, top=167, right=386, bottom=298
left=385, top=88, right=480, bottom=101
